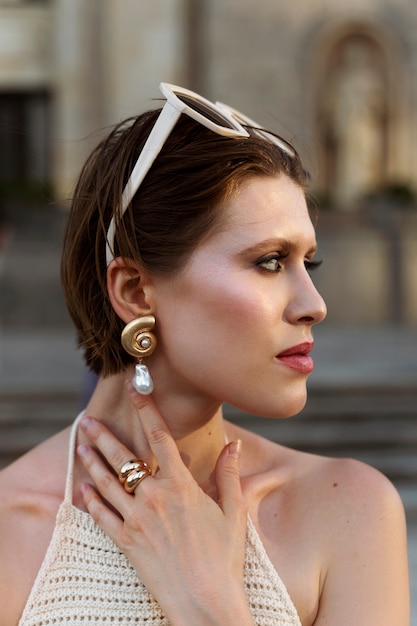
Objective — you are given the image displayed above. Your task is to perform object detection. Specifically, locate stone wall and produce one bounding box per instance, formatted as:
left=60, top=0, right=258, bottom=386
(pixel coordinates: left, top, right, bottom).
left=0, top=0, right=416, bottom=325
left=314, top=209, right=417, bottom=325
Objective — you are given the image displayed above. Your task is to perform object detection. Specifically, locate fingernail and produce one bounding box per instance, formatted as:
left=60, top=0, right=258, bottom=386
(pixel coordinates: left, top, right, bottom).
left=228, top=439, right=242, bottom=459
left=80, top=416, right=92, bottom=431
left=80, top=482, right=92, bottom=496
left=77, top=444, right=90, bottom=458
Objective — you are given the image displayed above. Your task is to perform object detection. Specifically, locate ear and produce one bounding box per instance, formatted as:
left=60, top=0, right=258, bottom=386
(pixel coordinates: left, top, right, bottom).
left=107, top=258, right=155, bottom=324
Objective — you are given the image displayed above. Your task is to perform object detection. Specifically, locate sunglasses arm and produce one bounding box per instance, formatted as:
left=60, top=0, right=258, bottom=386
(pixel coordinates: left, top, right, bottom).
left=105, top=102, right=181, bottom=265
left=121, top=102, right=181, bottom=214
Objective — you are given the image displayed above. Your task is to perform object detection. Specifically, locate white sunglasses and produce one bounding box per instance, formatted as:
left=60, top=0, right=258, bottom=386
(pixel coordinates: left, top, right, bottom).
left=105, top=82, right=294, bottom=265
left=215, top=101, right=296, bottom=159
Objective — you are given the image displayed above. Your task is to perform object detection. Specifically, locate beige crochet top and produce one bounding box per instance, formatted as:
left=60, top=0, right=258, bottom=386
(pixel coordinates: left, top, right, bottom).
left=19, top=414, right=301, bottom=625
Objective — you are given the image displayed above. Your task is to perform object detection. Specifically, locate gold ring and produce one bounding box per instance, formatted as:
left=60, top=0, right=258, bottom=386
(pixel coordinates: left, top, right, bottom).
left=118, top=458, right=152, bottom=494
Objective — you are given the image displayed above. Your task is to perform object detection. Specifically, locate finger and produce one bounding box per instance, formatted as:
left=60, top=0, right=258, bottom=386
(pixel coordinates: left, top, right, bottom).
left=77, top=443, right=129, bottom=512
left=126, top=381, right=186, bottom=478
left=80, top=482, right=124, bottom=543
left=80, top=416, right=139, bottom=476
left=215, top=440, right=247, bottom=522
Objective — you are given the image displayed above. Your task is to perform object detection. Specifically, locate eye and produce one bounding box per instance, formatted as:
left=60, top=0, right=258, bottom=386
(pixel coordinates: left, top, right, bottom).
left=256, top=252, right=289, bottom=273
left=305, top=258, right=323, bottom=273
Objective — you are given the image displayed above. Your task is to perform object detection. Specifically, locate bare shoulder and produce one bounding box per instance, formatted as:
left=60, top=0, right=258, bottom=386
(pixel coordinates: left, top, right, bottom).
left=251, top=430, right=406, bottom=542
left=0, top=427, right=70, bottom=626
left=232, top=422, right=405, bottom=519
left=230, top=425, right=409, bottom=625
left=298, top=450, right=404, bottom=511
left=309, top=455, right=409, bottom=624
left=296, top=451, right=407, bottom=540
left=279, top=446, right=407, bottom=562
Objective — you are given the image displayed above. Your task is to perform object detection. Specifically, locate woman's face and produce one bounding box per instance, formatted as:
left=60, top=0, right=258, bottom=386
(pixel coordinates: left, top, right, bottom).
left=151, top=174, right=327, bottom=418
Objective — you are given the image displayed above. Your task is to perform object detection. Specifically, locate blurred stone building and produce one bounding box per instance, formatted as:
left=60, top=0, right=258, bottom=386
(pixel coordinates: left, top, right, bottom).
left=0, top=0, right=416, bottom=325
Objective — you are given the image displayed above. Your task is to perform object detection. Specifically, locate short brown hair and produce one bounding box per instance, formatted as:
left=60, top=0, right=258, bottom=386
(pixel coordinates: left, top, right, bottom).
left=61, top=109, right=309, bottom=376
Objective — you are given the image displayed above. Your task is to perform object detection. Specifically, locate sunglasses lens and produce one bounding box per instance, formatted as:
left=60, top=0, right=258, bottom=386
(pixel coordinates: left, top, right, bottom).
left=175, top=92, right=239, bottom=129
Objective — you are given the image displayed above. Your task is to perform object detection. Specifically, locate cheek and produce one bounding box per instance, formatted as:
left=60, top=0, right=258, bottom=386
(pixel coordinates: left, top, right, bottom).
left=206, top=274, right=281, bottom=332
left=159, top=275, right=278, bottom=361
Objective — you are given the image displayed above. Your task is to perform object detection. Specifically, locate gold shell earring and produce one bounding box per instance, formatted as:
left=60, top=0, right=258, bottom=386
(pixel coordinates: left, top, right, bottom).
left=121, top=315, right=157, bottom=395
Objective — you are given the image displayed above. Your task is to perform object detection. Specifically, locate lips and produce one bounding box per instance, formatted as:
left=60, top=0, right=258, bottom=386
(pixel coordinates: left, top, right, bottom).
left=277, top=342, right=314, bottom=357
left=276, top=342, right=314, bottom=374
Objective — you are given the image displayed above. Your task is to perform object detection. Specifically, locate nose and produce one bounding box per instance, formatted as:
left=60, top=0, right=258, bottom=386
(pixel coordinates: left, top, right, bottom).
left=286, top=271, right=327, bottom=326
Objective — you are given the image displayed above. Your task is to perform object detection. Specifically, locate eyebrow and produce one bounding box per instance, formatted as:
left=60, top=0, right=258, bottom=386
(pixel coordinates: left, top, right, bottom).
left=240, top=236, right=318, bottom=258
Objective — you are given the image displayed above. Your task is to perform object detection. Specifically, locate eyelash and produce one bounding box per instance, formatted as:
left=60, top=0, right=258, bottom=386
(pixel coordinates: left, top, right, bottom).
left=305, top=259, right=323, bottom=273
left=256, top=253, right=323, bottom=274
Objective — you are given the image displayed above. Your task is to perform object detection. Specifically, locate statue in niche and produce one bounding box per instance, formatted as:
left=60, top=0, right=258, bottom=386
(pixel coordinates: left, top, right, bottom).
left=324, top=40, right=386, bottom=208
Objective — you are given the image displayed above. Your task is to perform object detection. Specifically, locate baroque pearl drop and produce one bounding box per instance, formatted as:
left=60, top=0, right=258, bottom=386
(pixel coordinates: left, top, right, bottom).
left=132, top=363, right=154, bottom=395
left=132, top=363, right=154, bottom=396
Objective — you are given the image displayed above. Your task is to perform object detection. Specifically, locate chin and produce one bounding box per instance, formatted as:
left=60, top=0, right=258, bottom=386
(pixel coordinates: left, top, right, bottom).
left=230, top=387, right=308, bottom=420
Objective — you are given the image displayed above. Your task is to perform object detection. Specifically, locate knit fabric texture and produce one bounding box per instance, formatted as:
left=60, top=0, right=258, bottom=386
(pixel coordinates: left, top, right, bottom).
left=19, top=416, right=301, bottom=626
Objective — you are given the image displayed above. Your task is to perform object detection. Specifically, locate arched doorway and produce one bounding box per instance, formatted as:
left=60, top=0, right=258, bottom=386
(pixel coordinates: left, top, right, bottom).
left=318, top=34, right=388, bottom=207
left=307, top=21, right=406, bottom=210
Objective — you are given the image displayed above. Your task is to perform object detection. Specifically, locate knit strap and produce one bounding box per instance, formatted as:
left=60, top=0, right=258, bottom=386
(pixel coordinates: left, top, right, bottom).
left=63, top=411, right=85, bottom=505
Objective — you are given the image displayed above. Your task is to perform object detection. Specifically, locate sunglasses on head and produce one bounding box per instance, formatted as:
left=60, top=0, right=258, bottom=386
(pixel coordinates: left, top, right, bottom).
left=106, top=82, right=296, bottom=265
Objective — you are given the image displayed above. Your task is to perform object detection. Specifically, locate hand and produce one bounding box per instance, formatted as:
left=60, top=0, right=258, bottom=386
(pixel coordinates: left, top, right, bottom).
left=77, top=384, right=253, bottom=626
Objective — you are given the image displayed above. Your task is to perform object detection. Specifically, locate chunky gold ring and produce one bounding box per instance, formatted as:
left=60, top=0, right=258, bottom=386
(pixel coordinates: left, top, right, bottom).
left=118, top=458, right=152, bottom=494
left=119, top=459, right=148, bottom=483
left=124, top=467, right=152, bottom=493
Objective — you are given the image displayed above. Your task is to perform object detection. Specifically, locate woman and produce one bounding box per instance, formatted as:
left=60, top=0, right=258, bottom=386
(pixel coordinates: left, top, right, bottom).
left=0, top=84, right=409, bottom=625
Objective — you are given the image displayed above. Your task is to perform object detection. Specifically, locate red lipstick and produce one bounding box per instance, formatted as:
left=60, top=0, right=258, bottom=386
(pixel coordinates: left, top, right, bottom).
left=276, top=342, right=314, bottom=374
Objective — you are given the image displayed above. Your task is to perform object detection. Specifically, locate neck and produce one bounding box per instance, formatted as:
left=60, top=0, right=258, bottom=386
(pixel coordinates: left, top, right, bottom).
left=83, top=370, right=227, bottom=496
